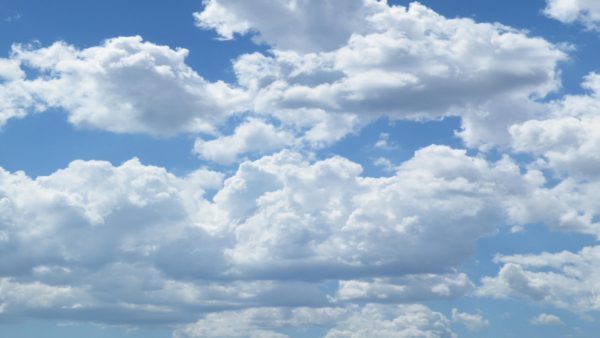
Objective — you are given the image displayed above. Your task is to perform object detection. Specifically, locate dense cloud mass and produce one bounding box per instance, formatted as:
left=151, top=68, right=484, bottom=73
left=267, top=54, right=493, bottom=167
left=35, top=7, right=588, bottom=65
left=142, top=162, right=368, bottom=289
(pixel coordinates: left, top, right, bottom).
left=0, top=146, right=550, bottom=328
left=3, top=0, right=600, bottom=336
left=202, top=1, right=566, bottom=148
left=1, top=1, right=567, bottom=154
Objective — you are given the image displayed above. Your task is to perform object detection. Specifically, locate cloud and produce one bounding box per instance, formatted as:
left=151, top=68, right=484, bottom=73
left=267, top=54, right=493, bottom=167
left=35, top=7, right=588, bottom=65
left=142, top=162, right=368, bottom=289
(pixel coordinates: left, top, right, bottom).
left=229, top=2, right=566, bottom=147
left=0, top=2, right=568, bottom=156
left=530, top=313, right=564, bottom=326
left=334, top=273, right=473, bottom=303
left=193, top=118, right=296, bottom=165
left=0, top=36, right=247, bottom=136
left=451, top=308, right=489, bottom=331
left=217, top=146, right=540, bottom=279
left=323, top=304, right=455, bottom=338
left=545, top=0, right=600, bottom=31
left=176, top=304, right=455, bottom=338
left=510, top=73, right=600, bottom=179
left=479, top=246, right=600, bottom=313
left=0, top=144, right=547, bottom=330
left=174, top=306, right=347, bottom=338
left=194, top=0, right=385, bottom=52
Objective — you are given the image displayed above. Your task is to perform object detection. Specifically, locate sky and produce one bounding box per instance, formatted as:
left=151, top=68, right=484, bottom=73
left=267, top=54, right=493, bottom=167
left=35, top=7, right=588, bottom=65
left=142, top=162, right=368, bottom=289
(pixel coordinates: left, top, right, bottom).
left=1, top=0, right=600, bottom=337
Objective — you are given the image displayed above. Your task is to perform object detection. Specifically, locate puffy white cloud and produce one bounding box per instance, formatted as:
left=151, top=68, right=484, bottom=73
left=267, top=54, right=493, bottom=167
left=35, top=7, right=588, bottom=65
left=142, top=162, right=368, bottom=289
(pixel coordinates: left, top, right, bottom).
left=511, top=73, right=600, bottom=179
left=324, top=304, right=455, bottom=338
left=334, top=273, right=473, bottom=303
left=194, top=118, right=296, bottom=165
left=194, top=0, right=385, bottom=52
left=479, top=246, right=600, bottom=313
left=175, top=306, right=347, bottom=338
left=530, top=313, right=564, bottom=326
left=217, top=146, right=538, bottom=279
left=0, top=58, right=37, bottom=126
left=176, top=304, right=456, bottom=338
left=0, top=2, right=568, bottom=153
left=0, top=36, right=247, bottom=135
left=0, top=145, right=546, bottom=329
left=451, top=308, right=489, bottom=331
left=545, top=0, right=600, bottom=30
left=230, top=2, right=566, bottom=147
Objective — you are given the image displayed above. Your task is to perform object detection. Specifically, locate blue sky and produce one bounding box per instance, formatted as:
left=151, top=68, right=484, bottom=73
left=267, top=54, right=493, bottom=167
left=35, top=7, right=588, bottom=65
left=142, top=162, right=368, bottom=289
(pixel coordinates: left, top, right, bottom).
left=1, top=0, right=600, bottom=337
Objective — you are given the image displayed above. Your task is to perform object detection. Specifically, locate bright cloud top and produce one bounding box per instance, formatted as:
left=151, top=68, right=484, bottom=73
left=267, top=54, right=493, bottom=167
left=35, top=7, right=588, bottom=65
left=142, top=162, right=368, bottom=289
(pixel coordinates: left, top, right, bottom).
left=545, top=0, right=600, bottom=31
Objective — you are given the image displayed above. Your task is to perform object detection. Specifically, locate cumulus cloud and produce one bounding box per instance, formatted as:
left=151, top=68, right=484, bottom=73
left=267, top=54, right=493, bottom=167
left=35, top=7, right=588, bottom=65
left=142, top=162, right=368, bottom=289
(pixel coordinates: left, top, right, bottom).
left=545, top=0, right=600, bottom=31
left=0, top=1, right=568, bottom=156
left=194, top=0, right=385, bottom=52
left=334, top=273, right=473, bottom=303
left=176, top=304, right=455, bottom=338
left=174, top=306, right=347, bottom=338
left=193, top=119, right=296, bottom=165
left=451, top=308, right=489, bottom=331
left=530, top=313, right=564, bottom=326
left=217, top=146, right=540, bottom=279
left=0, top=36, right=247, bottom=136
left=479, top=246, right=600, bottom=313
left=323, top=304, right=455, bottom=338
left=511, top=73, right=600, bottom=179
left=228, top=2, right=566, bottom=147
left=0, top=145, right=547, bottom=330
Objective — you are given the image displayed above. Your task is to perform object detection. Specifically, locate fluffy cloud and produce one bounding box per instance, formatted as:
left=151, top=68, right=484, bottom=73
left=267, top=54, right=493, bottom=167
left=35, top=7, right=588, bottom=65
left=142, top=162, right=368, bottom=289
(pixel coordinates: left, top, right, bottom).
left=0, top=58, right=36, bottom=126
left=0, top=145, right=545, bottom=329
left=451, top=308, right=489, bottom=331
left=511, top=73, right=600, bottom=179
left=530, top=313, right=564, bottom=326
left=545, top=0, right=600, bottom=30
left=174, top=306, right=347, bottom=338
left=324, top=304, right=455, bottom=338
left=0, top=2, right=568, bottom=155
left=193, top=119, right=296, bottom=165
left=218, top=146, right=540, bottom=279
left=479, top=246, right=600, bottom=313
left=0, top=36, right=247, bottom=135
left=194, top=0, right=385, bottom=52
left=334, top=273, right=473, bottom=303
left=176, top=304, right=455, bottom=338
left=229, top=2, right=566, bottom=147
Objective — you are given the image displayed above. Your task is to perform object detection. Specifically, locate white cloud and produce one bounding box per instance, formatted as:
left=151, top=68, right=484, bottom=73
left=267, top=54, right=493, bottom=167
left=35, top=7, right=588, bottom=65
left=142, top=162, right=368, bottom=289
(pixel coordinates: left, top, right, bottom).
left=511, top=73, right=600, bottom=179
left=230, top=2, right=566, bottom=147
left=0, top=2, right=568, bottom=154
left=194, top=0, right=385, bottom=52
left=324, top=304, right=455, bottom=338
left=0, top=145, right=546, bottom=328
left=545, top=0, right=600, bottom=31
left=1, top=36, right=248, bottom=135
left=451, top=308, right=489, bottom=331
left=193, top=118, right=296, bottom=165
left=530, top=313, right=564, bottom=326
left=175, top=306, right=347, bottom=338
left=176, top=304, right=456, bottom=338
left=334, top=273, right=473, bottom=303
left=217, top=146, right=537, bottom=278
left=479, top=246, right=600, bottom=313
left=372, top=157, right=394, bottom=172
